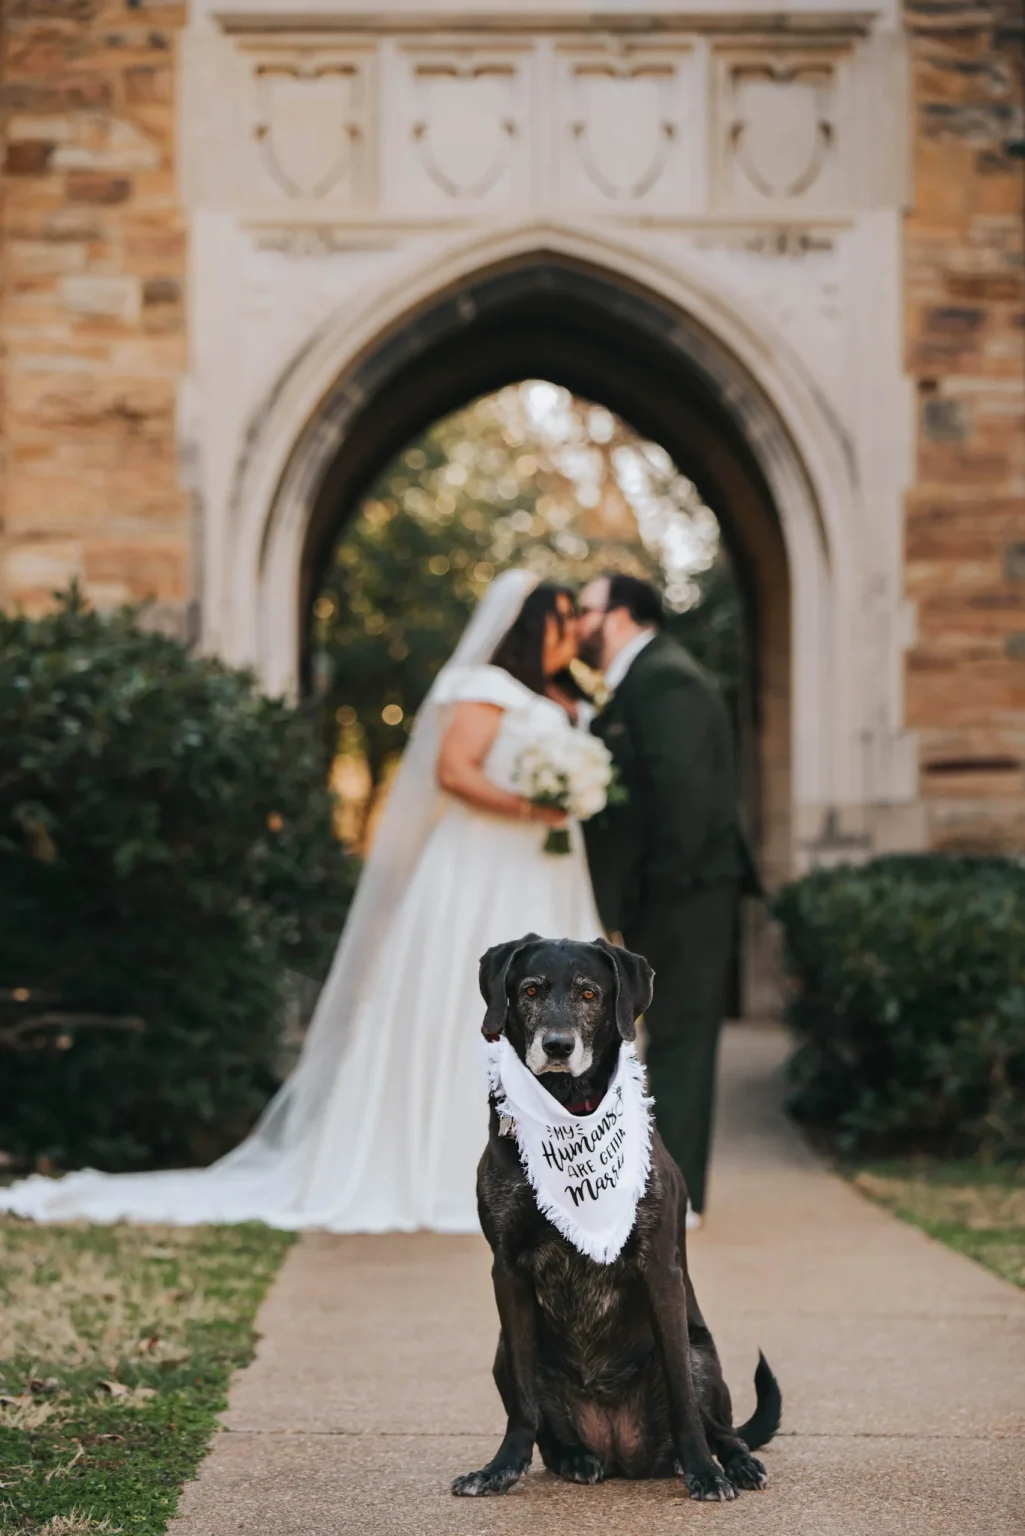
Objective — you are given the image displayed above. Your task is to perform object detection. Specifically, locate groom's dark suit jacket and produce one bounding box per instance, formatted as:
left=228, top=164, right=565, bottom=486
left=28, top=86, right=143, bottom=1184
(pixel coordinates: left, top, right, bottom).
left=583, top=630, right=760, bottom=938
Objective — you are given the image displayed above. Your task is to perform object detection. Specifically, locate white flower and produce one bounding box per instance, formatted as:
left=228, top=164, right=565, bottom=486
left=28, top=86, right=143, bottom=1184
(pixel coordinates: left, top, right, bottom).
left=513, top=729, right=614, bottom=823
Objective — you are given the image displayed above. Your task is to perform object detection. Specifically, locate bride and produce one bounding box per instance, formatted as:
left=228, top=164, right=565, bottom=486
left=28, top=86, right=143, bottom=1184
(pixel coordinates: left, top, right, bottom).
left=0, top=570, right=607, bottom=1232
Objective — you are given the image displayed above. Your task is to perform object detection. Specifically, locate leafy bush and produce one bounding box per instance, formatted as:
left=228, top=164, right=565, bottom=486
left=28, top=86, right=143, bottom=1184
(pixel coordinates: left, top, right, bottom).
left=773, top=855, right=1025, bottom=1160
left=0, top=592, right=356, bottom=1172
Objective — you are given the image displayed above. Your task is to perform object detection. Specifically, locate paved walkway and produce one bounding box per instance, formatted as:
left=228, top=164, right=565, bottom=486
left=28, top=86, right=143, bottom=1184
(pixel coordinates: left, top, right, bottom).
left=171, top=1027, right=1025, bottom=1535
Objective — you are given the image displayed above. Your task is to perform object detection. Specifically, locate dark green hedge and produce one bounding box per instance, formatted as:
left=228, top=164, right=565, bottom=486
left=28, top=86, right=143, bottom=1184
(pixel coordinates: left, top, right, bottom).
left=0, top=591, right=357, bottom=1171
left=772, top=855, right=1025, bottom=1160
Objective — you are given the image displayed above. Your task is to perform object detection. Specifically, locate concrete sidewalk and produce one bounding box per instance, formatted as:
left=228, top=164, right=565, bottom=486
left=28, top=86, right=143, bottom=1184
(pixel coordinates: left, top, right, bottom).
left=170, top=1027, right=1025, bottom=1535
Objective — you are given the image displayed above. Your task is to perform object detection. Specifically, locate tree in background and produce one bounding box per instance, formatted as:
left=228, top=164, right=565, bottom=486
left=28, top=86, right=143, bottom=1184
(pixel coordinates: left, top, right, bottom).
left=664, top=561, right=745, bottom=736
left=313, top=382, right=744, bottom=842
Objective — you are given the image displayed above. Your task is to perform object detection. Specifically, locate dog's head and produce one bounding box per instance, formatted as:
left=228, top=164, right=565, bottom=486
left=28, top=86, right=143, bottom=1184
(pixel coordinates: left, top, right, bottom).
left=479, top=934, right=654, bottom=1078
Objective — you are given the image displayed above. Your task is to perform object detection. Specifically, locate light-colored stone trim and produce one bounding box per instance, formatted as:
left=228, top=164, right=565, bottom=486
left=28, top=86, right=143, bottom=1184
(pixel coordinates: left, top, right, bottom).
left=212, top=11, right=882, bottom=41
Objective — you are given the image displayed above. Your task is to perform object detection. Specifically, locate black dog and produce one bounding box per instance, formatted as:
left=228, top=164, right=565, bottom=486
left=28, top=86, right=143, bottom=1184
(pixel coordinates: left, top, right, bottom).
left=452, top=933, right=781, bottom=1502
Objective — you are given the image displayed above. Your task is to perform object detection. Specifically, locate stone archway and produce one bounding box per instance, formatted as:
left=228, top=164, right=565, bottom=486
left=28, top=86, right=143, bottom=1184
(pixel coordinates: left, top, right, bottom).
left=223, top=227, right=855, bottom=866
left=215, top=224, right=870, bottom=1010
left=295, top=259, right=794, bottom=890
left=219, top=224, right=861, bottom=914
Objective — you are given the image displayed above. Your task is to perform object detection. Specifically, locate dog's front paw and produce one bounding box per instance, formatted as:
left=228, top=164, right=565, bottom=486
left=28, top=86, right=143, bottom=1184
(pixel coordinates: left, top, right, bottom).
left=724, top=1451, right=768, bottom=1491
left=554, top=1449, right=605, bottom=1485
left=683, top=1465, right=737, bottom=1502
left=451, top=1464, right=523, bottom=1498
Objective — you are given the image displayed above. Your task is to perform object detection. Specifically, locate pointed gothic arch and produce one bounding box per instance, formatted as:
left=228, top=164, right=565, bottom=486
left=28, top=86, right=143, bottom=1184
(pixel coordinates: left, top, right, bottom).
left=216, top=222, right=862, bottom=909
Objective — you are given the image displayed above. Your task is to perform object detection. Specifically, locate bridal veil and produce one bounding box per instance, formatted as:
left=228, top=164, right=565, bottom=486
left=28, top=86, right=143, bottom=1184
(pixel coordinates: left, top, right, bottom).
left=218, top=567, right=539, bottom=1170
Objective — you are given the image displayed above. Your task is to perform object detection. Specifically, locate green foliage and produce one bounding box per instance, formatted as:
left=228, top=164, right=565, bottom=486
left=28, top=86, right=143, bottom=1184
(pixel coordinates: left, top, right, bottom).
left=773, top=855, right=1025, bottom=1160
left=316, top=472, right=493, bottom=787
left=664, top=560, right=745, bottom=732
left=0, top=1217, right=293, bottom=1534
left=0, top=591, right=356, bottom=1172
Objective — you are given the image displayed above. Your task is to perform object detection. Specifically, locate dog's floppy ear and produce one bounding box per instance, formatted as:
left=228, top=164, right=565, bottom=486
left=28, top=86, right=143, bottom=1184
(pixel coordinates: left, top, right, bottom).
left=479, top=933, right=541, bottom=1040
left=593, top=936, right=654, bottom=1042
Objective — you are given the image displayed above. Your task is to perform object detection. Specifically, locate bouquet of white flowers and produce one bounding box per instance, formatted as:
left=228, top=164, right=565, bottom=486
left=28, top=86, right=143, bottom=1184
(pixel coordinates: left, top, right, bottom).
left=514, top=730, right=622, bottom=855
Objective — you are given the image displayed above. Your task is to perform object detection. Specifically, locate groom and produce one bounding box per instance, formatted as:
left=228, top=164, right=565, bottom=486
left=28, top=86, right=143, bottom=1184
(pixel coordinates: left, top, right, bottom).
left=577, top=574, right=759, bottom=1223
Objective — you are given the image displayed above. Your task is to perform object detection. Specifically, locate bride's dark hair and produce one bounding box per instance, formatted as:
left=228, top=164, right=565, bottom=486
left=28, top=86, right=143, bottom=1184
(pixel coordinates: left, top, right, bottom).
left=490, top=581, right=575, bottom=697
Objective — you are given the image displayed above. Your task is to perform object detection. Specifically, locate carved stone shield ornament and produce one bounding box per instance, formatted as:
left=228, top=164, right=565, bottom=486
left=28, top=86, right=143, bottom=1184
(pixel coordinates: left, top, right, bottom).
left=571, top=67, right=676, bottom=200
left=255, top=63, right=360, bottom=199
left=731, top=67, right=833, bottom=200
left=413, top=65, right=517, bottom=199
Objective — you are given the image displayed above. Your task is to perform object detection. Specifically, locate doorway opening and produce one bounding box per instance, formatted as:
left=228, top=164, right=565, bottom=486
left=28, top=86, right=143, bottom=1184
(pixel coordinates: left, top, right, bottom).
left=310, top=379, right=745, bottom=857
left=246, top=251, right=805, bottom=1011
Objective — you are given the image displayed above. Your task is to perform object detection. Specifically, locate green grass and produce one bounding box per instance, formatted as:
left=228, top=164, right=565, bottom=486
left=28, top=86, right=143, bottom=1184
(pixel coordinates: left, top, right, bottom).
left=851, top=1160, right=1025, bottom=1290
left=0, top=1218, right=294, bottom=1535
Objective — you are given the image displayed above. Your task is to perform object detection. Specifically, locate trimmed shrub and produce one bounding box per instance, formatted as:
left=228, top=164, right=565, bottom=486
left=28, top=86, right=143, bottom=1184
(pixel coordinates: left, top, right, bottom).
left=772, top=855, right=1025, bottom=1160
left=0, top=591, right=357, bottom=1171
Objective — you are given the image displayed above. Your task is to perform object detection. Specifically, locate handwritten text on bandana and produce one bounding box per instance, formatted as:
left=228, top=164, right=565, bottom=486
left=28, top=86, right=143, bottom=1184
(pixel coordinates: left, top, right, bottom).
left=484, top=1037, right=653, bottom=1264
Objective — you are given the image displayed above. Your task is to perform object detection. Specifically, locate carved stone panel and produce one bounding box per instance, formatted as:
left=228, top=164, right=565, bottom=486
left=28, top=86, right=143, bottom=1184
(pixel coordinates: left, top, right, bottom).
left=687, top=226, right=850, bottom=419
left=254, top=61, right=360, bottom=199
left=555, top=43, right=696, bottom=212
left=388, top=44, right=532, bottom=215
left=712, top=47, right=850, bottom=214
left=232, top=38, right=376, bottom=208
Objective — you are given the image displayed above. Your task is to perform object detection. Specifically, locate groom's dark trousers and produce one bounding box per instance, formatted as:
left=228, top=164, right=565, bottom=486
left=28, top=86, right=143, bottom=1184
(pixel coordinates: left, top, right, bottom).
left=583, top=631, right=760, bottom=1214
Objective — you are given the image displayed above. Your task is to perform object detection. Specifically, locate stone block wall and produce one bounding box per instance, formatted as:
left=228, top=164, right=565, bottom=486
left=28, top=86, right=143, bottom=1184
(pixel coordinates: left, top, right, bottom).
left=0, top=0, right=188, bottom=628
left=903, top=0, right=1025, bottom=851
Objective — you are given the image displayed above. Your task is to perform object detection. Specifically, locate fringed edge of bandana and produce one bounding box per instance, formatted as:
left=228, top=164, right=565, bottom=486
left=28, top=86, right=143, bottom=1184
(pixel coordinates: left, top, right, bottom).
left=485, top=1041, right=654, bottom=1266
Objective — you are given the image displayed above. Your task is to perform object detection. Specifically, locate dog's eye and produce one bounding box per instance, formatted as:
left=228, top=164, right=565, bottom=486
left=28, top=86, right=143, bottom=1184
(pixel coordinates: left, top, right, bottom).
left=583, top=989, right=595, bottom=1000
left=525, top=986, right=537, bottom=997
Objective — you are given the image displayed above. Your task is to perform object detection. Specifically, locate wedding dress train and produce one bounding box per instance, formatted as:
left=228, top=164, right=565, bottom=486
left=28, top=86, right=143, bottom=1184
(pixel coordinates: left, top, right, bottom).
left=0, top=574, right=605, bottom=1232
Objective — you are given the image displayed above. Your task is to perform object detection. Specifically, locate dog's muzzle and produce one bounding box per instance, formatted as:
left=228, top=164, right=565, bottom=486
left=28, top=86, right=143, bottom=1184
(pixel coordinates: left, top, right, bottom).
left=526, top=1028, right=592, bottom=1077
left=542, top=1029, right=575, bottom=1062
left=534, top=1030, right=575, bottom=1074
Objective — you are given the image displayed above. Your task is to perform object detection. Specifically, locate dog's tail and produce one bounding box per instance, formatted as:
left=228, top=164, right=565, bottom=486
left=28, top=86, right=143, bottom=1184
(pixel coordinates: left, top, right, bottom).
left=735, top=1351, right=782, bottom=1452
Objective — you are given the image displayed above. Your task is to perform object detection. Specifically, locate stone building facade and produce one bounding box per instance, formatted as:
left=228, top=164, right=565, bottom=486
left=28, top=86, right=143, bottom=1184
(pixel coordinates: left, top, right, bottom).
left=1, top=0, right=1022, bottom=882
left=2, top=0, right=189, bottom=623
left=902, top=0, right=1024, bottom=855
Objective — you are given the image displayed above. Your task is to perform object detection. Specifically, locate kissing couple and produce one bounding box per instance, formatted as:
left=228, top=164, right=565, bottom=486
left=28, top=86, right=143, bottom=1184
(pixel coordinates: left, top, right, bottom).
left=0, top=570, right=756, bottom=1231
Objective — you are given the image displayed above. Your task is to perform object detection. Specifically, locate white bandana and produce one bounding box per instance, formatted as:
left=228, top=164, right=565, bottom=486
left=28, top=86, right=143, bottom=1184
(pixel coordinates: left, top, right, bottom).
left=484, top=1036, right=653, bottom=1265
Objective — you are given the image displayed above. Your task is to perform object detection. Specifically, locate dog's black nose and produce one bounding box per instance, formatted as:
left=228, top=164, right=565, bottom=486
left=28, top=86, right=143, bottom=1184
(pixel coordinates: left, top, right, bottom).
left=542, top=1031, right=575, bottom=1061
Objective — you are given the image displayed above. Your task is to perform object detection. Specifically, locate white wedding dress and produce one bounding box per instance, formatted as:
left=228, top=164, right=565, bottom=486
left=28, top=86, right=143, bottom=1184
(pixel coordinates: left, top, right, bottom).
left=0, top=573, right=605, bottom=1232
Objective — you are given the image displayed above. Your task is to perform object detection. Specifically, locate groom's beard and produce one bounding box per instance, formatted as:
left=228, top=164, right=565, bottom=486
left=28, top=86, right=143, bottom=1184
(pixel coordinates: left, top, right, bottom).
left=577, top=627, right=605, bottom=671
